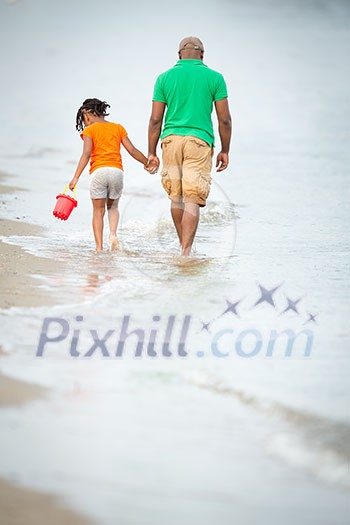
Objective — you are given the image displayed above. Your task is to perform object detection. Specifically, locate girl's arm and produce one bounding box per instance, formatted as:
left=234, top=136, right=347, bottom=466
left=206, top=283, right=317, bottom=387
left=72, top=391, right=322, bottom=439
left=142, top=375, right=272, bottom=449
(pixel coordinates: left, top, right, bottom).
left=121, top=136, right=159, bottom=173
left=69, top=136, right=92, bottom=190
left=122, top=136, right=148, bottom=165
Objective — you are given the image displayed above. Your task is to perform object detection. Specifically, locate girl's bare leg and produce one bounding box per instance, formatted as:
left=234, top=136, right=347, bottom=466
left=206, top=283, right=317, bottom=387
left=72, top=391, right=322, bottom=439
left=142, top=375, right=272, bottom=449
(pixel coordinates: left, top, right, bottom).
left=92, top=198, right=106, bottom=251
left=107, top=198, right=120, bottom=250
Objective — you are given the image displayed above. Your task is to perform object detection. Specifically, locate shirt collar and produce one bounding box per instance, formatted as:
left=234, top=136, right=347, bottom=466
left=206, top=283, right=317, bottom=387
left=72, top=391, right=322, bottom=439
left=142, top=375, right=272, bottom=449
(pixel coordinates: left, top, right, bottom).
left=176, top=59, right=205, bottom=66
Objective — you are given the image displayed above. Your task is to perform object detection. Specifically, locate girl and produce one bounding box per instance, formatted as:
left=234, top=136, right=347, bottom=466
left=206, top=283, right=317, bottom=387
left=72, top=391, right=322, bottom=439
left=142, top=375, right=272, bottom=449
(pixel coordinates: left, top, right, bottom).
left=69, top=98, right=158, bottom=252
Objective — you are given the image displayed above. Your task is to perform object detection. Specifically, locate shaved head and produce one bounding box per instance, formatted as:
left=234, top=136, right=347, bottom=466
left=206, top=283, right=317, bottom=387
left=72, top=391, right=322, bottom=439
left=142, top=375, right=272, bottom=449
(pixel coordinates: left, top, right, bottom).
left=178, top=36, right=204, bottom=52
left=178, top=36, right=204, bottom=60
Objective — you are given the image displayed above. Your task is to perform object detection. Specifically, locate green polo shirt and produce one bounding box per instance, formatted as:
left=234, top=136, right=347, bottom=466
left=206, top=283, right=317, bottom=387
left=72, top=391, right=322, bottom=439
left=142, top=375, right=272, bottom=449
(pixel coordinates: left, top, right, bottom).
left=152, top=59, right=228, bottom=147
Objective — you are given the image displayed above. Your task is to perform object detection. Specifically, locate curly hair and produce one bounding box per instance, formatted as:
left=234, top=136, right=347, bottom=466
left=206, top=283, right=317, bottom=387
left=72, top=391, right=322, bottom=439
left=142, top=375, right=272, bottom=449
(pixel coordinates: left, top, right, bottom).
left=76, top=98, right=110, bottom=132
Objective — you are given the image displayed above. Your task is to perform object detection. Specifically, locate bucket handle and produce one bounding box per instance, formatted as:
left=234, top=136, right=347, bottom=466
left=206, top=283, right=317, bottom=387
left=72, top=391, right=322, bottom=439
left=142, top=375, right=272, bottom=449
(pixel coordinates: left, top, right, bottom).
left=62, top=185, right=77, bottom=198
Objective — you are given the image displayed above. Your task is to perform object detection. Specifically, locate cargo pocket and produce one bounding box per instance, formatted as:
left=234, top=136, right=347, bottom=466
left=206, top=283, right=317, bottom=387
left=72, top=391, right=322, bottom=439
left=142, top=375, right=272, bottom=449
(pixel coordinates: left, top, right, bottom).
left=189, top=138, right=209, bottom=148
left=161, top=138, right=173, bottom=149
left=186, top=138, right=212, bottom=166
left=198, top=172, right=211, bottom=201
left=161, top=170, right=172, bottom=195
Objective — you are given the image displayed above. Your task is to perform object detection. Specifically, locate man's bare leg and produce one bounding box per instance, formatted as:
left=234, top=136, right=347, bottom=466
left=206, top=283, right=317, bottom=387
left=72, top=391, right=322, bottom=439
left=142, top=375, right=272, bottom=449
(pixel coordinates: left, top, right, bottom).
left=92, top=198, right=106, bottom=252
left=171, top=201, right=184, bottom=245
left=181, top=202, right=199, bottom=256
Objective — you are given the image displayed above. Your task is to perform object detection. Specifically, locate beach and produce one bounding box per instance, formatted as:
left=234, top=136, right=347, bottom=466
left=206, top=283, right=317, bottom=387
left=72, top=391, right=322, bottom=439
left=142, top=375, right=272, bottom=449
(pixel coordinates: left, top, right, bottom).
left=0, top=179, right=94, bottom=524
left=0, top=351, right=94, bottom=525
left=0, top=168, right=71, bottom=309
left=1, top=0, right=350, bottom=524
left=0, top=218, right=65, bottom=309
left=0, top=479, right=94, bottom=525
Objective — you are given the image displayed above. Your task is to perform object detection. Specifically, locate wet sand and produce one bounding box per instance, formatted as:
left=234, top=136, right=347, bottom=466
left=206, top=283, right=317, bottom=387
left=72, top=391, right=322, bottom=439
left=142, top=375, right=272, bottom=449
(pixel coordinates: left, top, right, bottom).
left=0, top=479, right=95, bottom=525
left=0, top=360, right=95, bottom=525
left=0, top=350, right=95, bottom=524
left=0, top=172, right=66, bottom=309
left=0, top=218, right=65, bottom=309
left=0, top=180, right=94, bottom=525
left=0, top=368, right=47, bottom=407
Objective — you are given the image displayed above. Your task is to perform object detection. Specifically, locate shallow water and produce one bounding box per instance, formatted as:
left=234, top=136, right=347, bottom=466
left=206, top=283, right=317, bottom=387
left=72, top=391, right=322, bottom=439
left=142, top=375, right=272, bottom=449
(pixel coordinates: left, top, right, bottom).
left=0, top=0, right=350, bottom=523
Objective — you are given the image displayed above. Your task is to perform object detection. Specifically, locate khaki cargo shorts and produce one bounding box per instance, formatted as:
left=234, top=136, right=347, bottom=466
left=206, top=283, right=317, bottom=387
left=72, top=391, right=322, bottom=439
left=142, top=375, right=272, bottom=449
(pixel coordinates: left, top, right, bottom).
left=161, top=135, right=213, bottom=207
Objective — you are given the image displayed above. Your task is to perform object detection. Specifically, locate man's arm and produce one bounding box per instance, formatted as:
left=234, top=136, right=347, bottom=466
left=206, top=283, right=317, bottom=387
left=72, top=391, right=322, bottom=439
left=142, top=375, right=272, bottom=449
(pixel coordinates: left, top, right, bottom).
left=148, top=101, right=166, bottom=163
left=214, top=98, right=232, bottom=172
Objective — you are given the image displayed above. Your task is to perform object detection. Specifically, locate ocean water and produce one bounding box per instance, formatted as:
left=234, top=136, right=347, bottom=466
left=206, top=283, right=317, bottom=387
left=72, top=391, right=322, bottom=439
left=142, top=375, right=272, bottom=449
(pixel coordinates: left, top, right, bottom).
left=0, top=0, right=350, bottom=524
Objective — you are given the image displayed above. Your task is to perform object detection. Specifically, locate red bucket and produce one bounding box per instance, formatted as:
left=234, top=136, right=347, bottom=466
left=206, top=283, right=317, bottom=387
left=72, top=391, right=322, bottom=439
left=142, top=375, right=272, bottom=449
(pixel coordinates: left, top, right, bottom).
left=53, top=186, right=78, bottom=221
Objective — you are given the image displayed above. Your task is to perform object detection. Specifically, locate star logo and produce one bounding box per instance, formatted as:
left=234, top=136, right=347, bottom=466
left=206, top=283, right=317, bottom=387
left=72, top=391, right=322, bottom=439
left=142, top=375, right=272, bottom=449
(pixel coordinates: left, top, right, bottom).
left=304, top=313, right=318, bottom=324
left=196, top=283, right=319, bottom=337
left=220, top=299, right=242, bottom=318
left=252, top=284, right=282, bottom=309
left=280, top=297, right=302, bottom=315
left=200, top=321, right=211, bottom=333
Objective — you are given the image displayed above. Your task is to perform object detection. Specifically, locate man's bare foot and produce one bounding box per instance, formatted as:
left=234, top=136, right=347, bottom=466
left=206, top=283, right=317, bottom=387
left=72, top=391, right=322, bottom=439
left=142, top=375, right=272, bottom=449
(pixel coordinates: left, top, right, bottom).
left=181, top=241, right=197, bottom=257
left=108, top=235, right=119, bottom=251
left=181, top=246, right=192, bottom=256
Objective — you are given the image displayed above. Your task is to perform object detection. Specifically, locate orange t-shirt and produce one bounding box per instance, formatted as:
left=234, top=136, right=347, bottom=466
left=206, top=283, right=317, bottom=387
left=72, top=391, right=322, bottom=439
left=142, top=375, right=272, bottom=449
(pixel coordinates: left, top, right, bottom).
left=82, top=122, right=128, bottom=173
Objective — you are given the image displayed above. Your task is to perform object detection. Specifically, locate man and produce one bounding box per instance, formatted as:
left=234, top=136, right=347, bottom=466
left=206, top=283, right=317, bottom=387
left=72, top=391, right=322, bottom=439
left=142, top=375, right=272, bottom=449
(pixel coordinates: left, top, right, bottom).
left=148, top=36, right=232, bottom=256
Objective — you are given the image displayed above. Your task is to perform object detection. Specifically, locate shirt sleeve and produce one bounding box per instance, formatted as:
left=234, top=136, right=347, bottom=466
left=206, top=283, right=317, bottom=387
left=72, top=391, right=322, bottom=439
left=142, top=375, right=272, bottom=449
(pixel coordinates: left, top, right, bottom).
left=82, top=126, right=93, bottom=140
left=213, top=73, right=228, bottom=102
left=118, top=124, right=128, bottom=140
left=152, top=74, right=166, bottom=103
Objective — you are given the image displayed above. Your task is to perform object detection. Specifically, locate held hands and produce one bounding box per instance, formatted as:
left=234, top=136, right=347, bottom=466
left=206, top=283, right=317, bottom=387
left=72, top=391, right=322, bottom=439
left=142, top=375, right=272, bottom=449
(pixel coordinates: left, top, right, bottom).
left=145, top=154, right=160, bottom=174
left=216, top=152, right=229, bottom=172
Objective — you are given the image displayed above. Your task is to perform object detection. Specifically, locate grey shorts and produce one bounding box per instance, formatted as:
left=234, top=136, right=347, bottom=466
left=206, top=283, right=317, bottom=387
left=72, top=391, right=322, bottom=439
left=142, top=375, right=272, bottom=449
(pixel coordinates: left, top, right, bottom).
left=89, top=167, right=124, bottom=200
